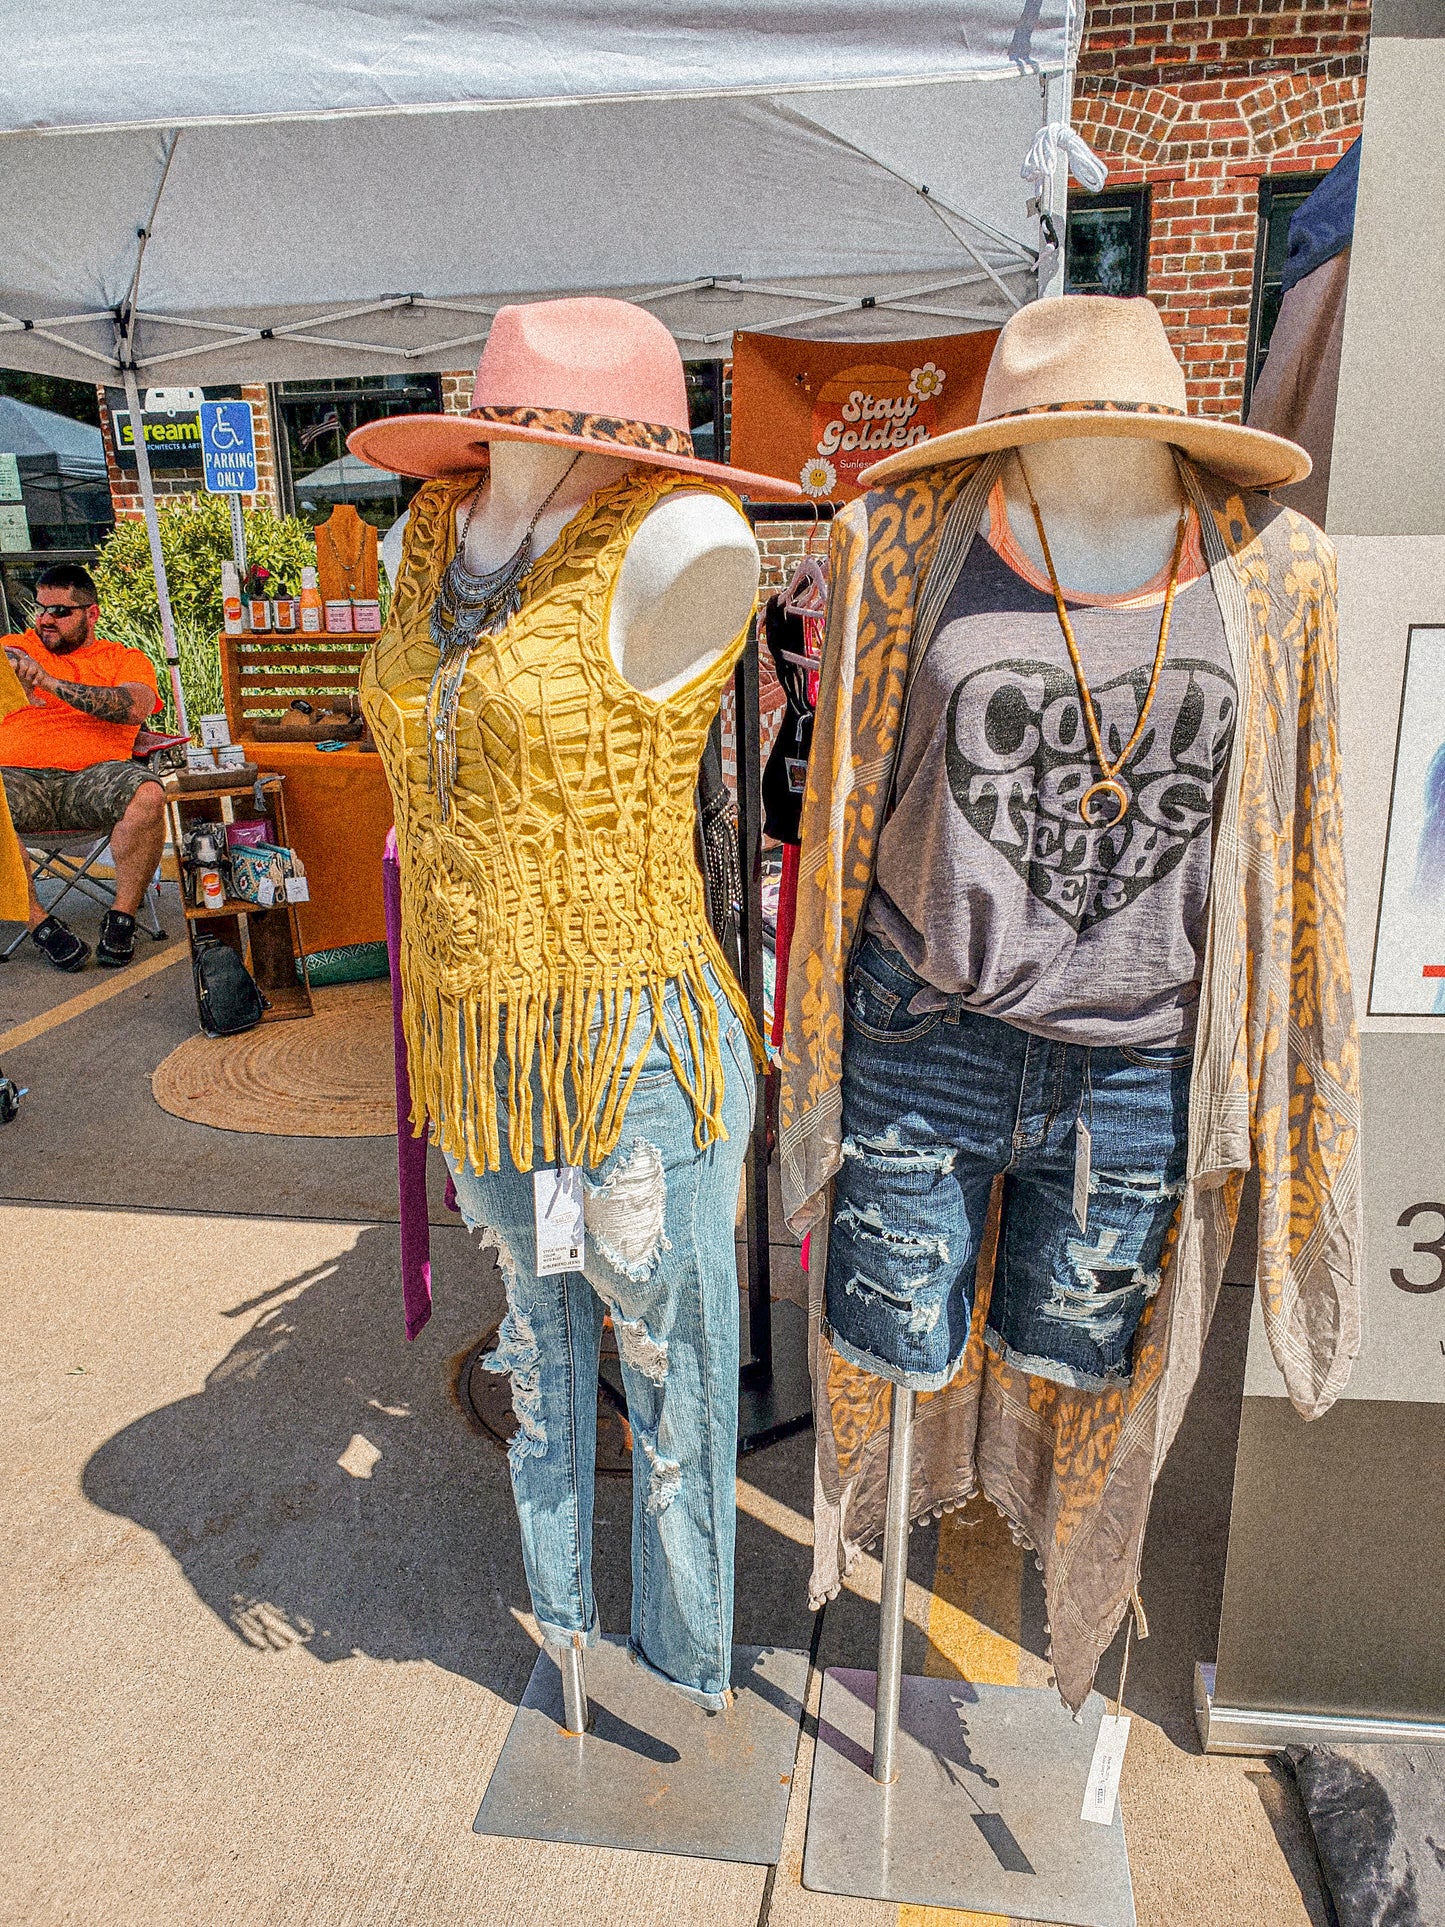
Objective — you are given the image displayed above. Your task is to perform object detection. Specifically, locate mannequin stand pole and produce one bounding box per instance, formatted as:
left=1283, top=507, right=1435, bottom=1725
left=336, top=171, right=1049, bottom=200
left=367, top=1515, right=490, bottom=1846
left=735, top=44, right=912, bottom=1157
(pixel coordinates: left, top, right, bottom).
left=871, top=1383, right=916, bottom=1784
left=559, top=1640, right=590, bottom=1736
left=727, top=618, right=814, bottom=1455
left=802, top=1373, right=1136, bottom=1923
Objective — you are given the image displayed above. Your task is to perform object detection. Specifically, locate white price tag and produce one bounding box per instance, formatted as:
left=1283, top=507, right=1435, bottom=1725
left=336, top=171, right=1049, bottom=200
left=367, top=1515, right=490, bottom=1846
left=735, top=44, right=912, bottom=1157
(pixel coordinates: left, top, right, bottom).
left=533, top=1166, right=585, bottom=1277
left=1072, top=1120, right=1091, bottom=1233
left=286, top=876, right=310, bottom=902
left=1080, top=1712, right=1130, bottom=1826
left=255, top=877, right=275, bottom=907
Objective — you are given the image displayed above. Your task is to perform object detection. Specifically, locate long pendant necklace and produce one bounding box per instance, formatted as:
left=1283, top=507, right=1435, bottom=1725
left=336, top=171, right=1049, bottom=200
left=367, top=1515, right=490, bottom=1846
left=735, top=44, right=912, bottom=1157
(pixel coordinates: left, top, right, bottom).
left=323, top=513, right=369, bottom=597
left=425, top=453, right=581, bottom=819
left=1017, top=460, right=1189, bottom=830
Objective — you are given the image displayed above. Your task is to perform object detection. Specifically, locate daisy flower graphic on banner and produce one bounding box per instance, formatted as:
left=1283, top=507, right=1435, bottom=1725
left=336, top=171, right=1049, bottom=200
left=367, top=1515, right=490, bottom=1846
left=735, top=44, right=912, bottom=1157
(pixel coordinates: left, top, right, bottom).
left=908, top=362, right=946, bottom=401
left=799, top=456, right=837, bottom=497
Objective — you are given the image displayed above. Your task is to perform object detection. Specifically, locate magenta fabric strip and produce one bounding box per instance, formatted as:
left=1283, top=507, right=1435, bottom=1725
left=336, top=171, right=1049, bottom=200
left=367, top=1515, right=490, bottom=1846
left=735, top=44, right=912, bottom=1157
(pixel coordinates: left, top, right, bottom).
left=385, top=828, right=458, bottom=1339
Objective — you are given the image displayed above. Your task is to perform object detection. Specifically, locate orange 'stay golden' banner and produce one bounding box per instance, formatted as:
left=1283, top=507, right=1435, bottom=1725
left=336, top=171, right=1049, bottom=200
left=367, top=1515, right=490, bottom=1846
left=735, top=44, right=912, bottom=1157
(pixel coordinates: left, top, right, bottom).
left=729, top=329, right=998, bottom=503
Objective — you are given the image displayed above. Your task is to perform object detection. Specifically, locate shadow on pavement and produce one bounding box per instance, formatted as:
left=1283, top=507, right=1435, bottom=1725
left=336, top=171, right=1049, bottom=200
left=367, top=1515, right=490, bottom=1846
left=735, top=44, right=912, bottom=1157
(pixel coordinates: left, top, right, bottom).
left=81, top=1220, right=820, bottom=1705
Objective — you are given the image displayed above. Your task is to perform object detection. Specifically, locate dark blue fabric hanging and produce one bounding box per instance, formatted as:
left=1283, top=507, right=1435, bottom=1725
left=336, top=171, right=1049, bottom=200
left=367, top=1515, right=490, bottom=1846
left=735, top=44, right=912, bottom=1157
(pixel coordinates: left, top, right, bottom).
left=1281, top=139, right=1361, bottom=296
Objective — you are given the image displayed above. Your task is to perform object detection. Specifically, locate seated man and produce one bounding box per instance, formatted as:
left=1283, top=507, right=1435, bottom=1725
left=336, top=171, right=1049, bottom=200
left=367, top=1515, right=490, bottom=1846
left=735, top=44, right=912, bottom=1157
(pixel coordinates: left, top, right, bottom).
left=1, top=564, right=164, bottom=971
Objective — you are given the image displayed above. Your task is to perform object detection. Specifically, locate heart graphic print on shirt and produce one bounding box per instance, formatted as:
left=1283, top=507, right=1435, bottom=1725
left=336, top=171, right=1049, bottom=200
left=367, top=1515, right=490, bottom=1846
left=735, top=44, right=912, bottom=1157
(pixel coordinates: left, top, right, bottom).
left=944, top=656, right=1236, bottom=930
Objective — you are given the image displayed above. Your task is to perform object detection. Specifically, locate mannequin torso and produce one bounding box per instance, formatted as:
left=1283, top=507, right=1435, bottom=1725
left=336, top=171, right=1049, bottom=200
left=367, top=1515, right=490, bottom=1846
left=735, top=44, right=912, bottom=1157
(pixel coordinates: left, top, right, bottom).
left=998, top=438, right=1187, bottom=596
left=453, top=441, right=760, bottom=700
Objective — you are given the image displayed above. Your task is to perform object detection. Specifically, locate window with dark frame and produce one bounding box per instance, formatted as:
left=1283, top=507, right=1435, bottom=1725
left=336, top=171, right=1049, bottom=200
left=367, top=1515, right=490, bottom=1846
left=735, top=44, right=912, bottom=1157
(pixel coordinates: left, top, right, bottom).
left=272, top=374, right=443, bottom=529
left=274, top=361, right=730, bottom=530
left=1065, top=187, right=1151, bottom=299
left=686, top=362, right=726, bottom=462
left=1246, top=174, right=1326, bottom=403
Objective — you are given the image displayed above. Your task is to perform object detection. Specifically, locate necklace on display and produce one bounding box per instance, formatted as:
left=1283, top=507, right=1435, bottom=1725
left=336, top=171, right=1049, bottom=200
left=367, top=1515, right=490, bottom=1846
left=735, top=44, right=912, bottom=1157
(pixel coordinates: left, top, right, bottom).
left=1016, top=456, right=1188, bottom=830
left=425, top=453, right=582, bottom=818
left=323, top=512, right=369, bottom=597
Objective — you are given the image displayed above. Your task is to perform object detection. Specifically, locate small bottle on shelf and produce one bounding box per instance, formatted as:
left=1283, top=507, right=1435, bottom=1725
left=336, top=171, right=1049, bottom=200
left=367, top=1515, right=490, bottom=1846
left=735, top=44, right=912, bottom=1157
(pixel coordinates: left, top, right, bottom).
left=299, top=566, right=324, bottom=635
left=221, top=561, right=243, bottom=638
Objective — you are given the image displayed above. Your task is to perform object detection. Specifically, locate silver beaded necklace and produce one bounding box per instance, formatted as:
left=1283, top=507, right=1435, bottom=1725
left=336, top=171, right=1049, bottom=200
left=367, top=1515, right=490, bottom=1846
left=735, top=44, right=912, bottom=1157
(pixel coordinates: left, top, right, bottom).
left=425, top=453, right=582, bottom=818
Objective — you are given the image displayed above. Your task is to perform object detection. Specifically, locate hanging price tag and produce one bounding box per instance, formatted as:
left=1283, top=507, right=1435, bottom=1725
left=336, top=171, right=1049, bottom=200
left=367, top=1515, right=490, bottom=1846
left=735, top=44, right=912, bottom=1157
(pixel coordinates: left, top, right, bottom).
left=1080, top=1712, right=1130, bottom=1826
left=533, top=1166, right=585, bottom=1276
left=286, top=876, right=310, bottom=902
left=255, top=876, right=275, bottom=907
left=1073, top=1120, right=1091, bottom=1233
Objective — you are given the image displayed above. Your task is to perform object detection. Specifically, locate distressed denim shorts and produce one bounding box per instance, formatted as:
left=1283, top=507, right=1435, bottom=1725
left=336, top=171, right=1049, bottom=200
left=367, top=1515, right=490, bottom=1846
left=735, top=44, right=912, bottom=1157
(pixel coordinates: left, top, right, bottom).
left=444, top=968, right=756, bottom=1711
left=824, top=933, right=1192, bottom=1395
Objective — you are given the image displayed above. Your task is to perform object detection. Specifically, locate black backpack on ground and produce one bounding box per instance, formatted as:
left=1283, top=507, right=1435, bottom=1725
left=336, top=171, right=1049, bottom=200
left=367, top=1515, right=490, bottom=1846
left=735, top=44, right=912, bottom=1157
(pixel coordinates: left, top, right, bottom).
left=192, top=936, right=266, bottom=1037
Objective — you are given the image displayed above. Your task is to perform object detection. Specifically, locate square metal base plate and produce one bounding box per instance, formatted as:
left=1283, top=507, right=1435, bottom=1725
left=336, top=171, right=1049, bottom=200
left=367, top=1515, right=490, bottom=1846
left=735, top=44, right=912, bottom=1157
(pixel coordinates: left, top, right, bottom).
left=474, top=1638, right=808, bottom=1864
left=803, top=1669, right=1136, bottom=1925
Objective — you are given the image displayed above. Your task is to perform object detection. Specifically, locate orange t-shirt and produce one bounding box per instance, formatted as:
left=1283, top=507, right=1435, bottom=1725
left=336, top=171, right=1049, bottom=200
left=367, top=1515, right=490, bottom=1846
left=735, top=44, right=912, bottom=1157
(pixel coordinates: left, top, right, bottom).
left=0, top=628, right=160, bottom=771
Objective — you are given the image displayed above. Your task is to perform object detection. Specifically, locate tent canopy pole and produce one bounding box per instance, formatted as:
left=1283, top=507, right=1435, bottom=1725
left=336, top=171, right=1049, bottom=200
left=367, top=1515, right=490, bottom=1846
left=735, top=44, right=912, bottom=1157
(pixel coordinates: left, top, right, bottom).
left=120, top=361, right=187, bottom=738
left=116, top=129, right=188, bottom=738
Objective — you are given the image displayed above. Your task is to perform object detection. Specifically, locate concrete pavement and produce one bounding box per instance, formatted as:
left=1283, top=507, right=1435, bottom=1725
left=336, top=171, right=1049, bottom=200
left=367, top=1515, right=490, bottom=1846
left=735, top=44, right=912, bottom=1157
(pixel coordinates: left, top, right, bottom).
left=0, top=895, right=1329, bottom=1924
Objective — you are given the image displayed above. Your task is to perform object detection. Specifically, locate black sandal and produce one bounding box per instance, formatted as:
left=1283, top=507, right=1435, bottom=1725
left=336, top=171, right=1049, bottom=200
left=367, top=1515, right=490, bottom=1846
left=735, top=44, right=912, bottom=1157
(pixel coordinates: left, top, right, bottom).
left=31, top=915, right=91, bottom=973
left=97, top=909, right=137, bottom=968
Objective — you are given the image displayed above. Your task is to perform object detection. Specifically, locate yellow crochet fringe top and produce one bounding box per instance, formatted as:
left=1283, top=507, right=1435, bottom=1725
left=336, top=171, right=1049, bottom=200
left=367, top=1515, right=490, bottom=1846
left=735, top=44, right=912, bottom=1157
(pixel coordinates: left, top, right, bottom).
left=361, top=466, right=761, bottom=1175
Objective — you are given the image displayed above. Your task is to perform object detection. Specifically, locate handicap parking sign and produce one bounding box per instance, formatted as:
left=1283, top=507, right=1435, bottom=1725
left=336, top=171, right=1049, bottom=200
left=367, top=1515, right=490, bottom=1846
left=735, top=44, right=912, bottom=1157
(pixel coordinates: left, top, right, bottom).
left=200, top=400, right=257, bottom=494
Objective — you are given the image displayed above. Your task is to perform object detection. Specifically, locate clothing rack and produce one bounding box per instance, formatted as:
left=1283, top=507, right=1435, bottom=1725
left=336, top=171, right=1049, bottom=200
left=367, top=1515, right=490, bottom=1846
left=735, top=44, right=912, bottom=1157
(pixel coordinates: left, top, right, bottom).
left=727, top=499, right=837, bottom=1453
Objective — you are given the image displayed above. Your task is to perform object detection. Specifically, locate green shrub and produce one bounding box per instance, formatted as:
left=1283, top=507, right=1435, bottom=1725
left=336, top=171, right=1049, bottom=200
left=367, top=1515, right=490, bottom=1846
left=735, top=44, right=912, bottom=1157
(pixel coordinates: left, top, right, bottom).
left=101, top=612, right=226, bottom=737
left=91, top=497, right=318, bottom=736
left=92, top=497, right=317, bottom=637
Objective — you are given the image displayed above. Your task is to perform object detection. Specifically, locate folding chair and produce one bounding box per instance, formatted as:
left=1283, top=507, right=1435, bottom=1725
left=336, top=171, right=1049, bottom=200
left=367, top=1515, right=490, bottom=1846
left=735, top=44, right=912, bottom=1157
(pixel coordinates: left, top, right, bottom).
left=0, top=729, right=185, bottom=963
left=1, top=827, right=166, bottom=961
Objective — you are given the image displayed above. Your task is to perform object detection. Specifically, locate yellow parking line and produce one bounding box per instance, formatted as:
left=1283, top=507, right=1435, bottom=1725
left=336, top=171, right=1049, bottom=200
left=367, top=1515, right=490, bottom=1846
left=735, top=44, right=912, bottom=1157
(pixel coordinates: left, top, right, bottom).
left=0, top=939, right=188, bottom=1054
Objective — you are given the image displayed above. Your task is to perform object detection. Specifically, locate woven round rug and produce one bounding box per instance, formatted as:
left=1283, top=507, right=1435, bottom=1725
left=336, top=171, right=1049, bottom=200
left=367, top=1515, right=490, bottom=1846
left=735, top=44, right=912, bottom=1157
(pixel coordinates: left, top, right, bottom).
left=151, top=980, right=397, bottom=1136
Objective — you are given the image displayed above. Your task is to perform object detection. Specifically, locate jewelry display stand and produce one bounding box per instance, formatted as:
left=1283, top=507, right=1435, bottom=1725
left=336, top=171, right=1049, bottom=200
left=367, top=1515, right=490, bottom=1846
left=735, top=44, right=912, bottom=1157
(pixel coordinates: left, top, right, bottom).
left=474, top=1638, right=808, bottom=1863
left=802, top=1386, right=1137, bottom=1926
left=314, top=504, right=379, bottom=604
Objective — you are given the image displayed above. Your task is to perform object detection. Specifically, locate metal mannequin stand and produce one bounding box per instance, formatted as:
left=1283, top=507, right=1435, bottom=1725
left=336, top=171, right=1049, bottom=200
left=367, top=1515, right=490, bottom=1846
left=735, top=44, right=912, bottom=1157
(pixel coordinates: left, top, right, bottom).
left=730, top=593, right=815, bottom=1453
left=802, top=1385, right=1138, bottom=1925
left=593, top=611, right=814, bottom=1451
left=474, top=1637, right=809, bottom=1862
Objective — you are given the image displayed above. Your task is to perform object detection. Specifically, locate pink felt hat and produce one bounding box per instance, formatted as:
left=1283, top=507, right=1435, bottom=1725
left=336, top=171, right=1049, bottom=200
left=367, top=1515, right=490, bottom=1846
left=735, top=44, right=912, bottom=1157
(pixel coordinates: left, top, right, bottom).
left=349, top=296, right=802, bottom=499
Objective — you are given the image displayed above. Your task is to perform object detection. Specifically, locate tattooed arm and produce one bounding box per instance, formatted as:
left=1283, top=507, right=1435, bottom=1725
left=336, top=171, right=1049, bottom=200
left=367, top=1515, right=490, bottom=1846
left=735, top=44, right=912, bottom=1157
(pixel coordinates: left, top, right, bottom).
left=34, top=672, right=155, bottom=725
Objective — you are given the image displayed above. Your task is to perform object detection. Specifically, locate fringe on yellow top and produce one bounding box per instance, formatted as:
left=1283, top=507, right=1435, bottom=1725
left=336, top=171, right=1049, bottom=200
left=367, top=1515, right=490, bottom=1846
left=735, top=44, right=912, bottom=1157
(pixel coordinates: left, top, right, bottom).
left=361, top=466, right=762, bottom=1175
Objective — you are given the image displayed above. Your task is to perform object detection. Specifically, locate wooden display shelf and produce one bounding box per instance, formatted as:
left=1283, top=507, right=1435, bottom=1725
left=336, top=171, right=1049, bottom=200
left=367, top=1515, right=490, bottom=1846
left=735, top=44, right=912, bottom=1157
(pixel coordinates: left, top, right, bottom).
left=182, top=894, right=305, bottom=922
left=250, top=980, right=313, bottom=1022
left=162, top=771, right=314, bottom=1027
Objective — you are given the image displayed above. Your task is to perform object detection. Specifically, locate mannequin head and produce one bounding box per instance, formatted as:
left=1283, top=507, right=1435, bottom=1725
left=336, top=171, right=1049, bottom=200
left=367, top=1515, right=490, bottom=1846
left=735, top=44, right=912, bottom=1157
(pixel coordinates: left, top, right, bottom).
left=458, top=439, right=636, bottom=573
left=998, top=434, right=1189, bottom=598
left=484, top=438, right=634, bottom=511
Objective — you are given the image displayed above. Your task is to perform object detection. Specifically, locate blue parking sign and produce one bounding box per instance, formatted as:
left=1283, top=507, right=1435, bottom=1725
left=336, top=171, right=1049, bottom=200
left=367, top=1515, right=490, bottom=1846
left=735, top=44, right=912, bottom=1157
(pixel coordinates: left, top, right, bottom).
left=200, top=400, right=257, bottom=494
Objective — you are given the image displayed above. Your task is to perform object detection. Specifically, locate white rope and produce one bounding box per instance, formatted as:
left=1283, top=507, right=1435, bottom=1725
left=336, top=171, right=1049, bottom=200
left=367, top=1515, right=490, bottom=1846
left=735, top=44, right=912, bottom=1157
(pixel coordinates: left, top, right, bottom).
left=1021, top=122, right=1108, bottom=197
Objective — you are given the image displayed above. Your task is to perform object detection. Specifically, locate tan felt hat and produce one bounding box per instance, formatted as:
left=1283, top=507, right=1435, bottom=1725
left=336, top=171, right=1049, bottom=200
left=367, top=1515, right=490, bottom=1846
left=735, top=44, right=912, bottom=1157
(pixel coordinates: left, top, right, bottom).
left=858, top=294, right=1311, bottom=492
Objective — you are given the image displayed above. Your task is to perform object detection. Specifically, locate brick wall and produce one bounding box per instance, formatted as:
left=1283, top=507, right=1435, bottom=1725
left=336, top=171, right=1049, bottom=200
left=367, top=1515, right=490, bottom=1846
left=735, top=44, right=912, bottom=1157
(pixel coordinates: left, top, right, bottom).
left=440, top=371, right=473, bottom=416
left=1075, top=1, right=1371, bottom=418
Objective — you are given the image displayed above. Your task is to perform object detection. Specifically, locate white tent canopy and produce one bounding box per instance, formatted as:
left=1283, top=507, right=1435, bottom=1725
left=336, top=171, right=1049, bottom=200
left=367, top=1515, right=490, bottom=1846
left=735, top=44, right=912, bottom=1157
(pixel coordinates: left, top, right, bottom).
left=0, top=1, right=1072, bottom=386
left=0, top=2, right=1077, bottom=729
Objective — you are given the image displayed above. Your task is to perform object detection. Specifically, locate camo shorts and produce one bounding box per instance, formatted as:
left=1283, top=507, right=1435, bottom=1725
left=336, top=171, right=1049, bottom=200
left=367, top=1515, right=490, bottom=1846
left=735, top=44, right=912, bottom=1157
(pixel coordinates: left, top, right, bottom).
left=1, top=761, right=159, bottom=834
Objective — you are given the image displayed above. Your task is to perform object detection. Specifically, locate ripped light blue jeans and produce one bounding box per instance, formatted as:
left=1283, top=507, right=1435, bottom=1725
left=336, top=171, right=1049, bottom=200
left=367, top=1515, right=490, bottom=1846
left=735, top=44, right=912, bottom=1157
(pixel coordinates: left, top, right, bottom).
left=825, top=933, right=1192, bottom=1394
left=444, top=971, right=756, bottom=1711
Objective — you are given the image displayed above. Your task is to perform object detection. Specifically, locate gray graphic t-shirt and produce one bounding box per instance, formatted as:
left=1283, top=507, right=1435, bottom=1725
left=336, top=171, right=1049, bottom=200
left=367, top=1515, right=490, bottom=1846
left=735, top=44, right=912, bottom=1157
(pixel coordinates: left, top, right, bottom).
left=866, top=532, right=1236, bottom=1046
